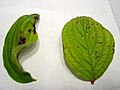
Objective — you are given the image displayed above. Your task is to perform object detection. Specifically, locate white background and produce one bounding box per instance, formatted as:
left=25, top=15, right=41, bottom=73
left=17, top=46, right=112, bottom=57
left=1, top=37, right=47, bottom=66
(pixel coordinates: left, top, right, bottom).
left=109, top=0, right=120, bottom=32
left=0, top=0, right=120, bottom=90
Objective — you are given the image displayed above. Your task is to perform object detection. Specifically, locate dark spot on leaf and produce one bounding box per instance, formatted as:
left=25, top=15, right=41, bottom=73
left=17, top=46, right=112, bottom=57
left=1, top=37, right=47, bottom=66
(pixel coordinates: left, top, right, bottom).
left=86, top=20, right=89, bottom=24
left=34, top=16, right=39, bottom=20
left=33, top=22, right=36, bottom=34
left=96, top=23, right=98, bottom=25
left=113, top=44, right=115, bottom=47
left=99, top=41, right=102, bottom=44
left=113, top=48, right=114, bottom=51
left=76, top=21, right=79, bottom=23
left=112, top=48, right=115, bottom=53
left=33, top=29, right=36, bottom=34
left=95, top=56, right=99, bottom=59
left=95, top=51, right=97, bottom=53
left=91, top=23, right=94, bottom=25
left=77, top=46, right=79, bottom=48
left=28, top=29, right=31, bottom=32
left=20, top=31, right=23, bottom=33
left=18, top=37, right=26, bottom=45
left=94, top=51, right=97, bottom=55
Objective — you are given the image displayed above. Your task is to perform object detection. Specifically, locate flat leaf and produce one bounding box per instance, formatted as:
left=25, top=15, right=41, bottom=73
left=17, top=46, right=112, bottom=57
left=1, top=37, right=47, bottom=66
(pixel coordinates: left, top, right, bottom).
left=62, top=16, right=115, bottom=84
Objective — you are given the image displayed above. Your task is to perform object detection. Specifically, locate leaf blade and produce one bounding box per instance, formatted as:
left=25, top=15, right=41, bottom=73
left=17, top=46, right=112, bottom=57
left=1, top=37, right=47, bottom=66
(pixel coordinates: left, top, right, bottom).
left=62, top=16, right=115, bottom=84
left=3, top=14, right=39, bottom=83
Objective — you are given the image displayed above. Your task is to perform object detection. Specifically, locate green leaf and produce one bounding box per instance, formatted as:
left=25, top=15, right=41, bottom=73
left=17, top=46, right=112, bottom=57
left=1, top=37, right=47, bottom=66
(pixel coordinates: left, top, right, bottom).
left=3, top=14, right=40, bottom=83
left=62, top=16, right=115, bottom=84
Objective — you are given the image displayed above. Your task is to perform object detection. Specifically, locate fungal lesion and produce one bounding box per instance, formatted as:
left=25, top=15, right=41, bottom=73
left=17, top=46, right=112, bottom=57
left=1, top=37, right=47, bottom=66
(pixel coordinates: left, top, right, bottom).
left=94, top=51, right=97, bottom=56
left=86, top=19, right=89, bottom=24
left=32, top=22, right=36, bottom=34
left=34, top=16, right=39, bottom=20
left=18, top=31, right=26, bottom=45
left=91, top=22, right=94, bottom=25
left=112, top=48, right=115, bottom=53
left=19, top=31, right=23, bottom=33
left=99, top=41, right=102, bottom=44
left=113, top=44, right=115, bottom=48
left=96, top=23, right=99, bottom=25
left=31, top=15, right=39, bottom=34
left=95, top=55, right=99, bottom=59
left=18, top=36, right=26, bottom=45
left=28, top=29, right=31, bottom=33
left=76, top=21, right=79, bottom=24
left=27, top=22, right=36, bottom=34
left=32, top=17, right=39, bottom=34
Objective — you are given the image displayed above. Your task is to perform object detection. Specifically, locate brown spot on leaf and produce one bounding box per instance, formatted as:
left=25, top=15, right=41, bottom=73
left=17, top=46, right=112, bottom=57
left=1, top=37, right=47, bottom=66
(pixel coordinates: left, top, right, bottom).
left=95, top=51, right=97, bottom=53
left=86, top=20, right=89, bottom=24
left=113, top=44, right=115, bottom=47
left=96, top=23, right=98, bottom=25
left=95, top=56, right=99, bottom=59
left=33, top=29, right=36, bottom=34
left=99, top=41, right=102, bottom=44
left=91, top=23, right=94, bottom=25
left=33, top=22, right=36, bottom=34
left=113, top=48, right=114, bottom=51
left=34, top=16, right=39, bottom=20
left=20, top=31, right=23, bottom=33
left=76, top=21, right=79, bottom=23
left=18, top=37, right=26, bottom=45
left=28, top=29, right=31, bottom=32
left=94, top=51, right=97, bottom=55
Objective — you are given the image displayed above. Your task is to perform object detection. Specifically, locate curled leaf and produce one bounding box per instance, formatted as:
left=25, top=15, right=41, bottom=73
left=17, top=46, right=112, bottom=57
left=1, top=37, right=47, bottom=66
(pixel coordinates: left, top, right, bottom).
left=62, top=16, right=115, bottom=84
left=3, top=14, right=40, bottom=83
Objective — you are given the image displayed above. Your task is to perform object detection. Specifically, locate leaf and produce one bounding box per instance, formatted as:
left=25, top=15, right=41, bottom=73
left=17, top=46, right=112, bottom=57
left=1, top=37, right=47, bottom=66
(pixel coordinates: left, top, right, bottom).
left=62, top=16, right=115, bottom=84
left=3, top=14, right=40, bottom=83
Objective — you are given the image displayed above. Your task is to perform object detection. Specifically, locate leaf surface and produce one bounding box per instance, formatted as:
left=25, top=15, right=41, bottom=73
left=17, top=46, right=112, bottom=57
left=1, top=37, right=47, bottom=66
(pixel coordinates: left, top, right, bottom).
left=3, top=14, right=39, bottom=83
left=62, top=16, right=115, bottom=84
